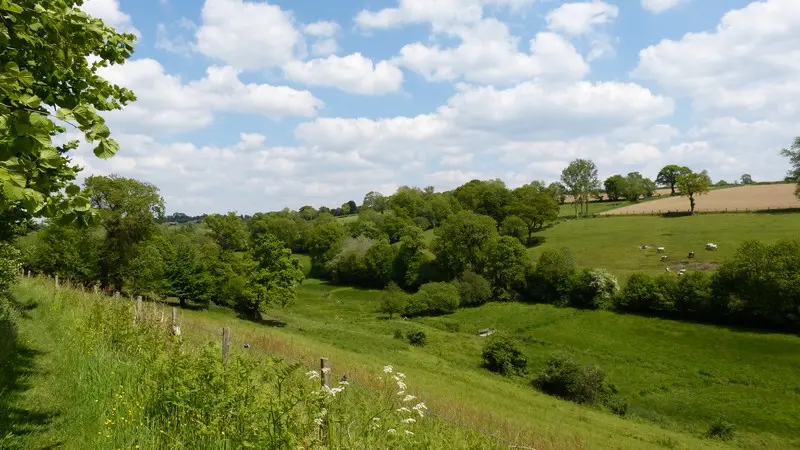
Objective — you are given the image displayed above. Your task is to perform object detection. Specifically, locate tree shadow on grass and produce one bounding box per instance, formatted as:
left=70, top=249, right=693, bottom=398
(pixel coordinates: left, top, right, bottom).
left=0, top=301, right=60, bottom=449
left=234, top=310, right=288, bottom=328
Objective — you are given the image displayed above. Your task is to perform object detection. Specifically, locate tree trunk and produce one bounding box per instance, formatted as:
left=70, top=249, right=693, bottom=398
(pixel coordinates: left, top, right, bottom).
left=689, top=194, right=696, bottom=214
left=671, top=184, right=676, bottom=196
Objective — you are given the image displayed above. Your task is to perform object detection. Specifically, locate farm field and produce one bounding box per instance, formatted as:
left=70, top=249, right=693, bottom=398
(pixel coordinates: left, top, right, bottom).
left=601, top=184, right=800, bottom=215
left=174, top=279, right=800, bottom=449
left=527, top=212, right=800, bottom=282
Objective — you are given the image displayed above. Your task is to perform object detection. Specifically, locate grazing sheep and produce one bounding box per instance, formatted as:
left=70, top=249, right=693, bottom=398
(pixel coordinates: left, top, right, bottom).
left=706, top=243, right=718, bottom=251
left=665, top=267, right=671, bottom=273
left=657, top=247, right=665, bottom=253
left=688, top=251, right=695, bottom=258
left=640, top=245, right=649, bottom=250
left=661, top=255, right=668, bottom=262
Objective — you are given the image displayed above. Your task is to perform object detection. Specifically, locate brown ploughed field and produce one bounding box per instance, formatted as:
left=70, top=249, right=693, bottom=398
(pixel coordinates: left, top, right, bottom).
left=600, top=183, right=800, bottom=215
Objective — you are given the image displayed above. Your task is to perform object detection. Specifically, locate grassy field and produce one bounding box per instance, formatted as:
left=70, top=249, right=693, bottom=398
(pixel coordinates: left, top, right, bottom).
left=601, top=184, right=800, bottom=215
left=527, top=212, right=800, bottom=282
left=171, top=279, right=800, bottom=449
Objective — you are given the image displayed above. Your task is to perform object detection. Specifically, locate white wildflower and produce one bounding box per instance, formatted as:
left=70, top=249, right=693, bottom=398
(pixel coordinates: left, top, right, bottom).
left=322, top=367, right=331, bottom=374
left=404, top=430, right=415, bottom=436
left=413, top=402, right=427, bottom=417
left=338, top=380, right=349, bottom=385
left=401, top=418, right=416, bottom=424
left=314, top=417, right=323, bottom=426
left=383, top=365, right=393, bottom=373
left=396, top=372, right=406, bottom=379
left=387, top=428, right=396, bottom=434
left=402, top=395, right=416, bottom=402
left=323, top=385, right=345, bottom=397
left=372, top=417, right=381, bottom=422
left=306, top=370, right=320, bottom=380
left=396, top=380, right=407, bottom=391
left=395, top=407, right=411, bottom=413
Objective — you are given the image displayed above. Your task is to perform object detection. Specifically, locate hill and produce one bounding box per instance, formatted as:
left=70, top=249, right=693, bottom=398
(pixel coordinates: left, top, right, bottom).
left=600, top=184, right=800, bottom=215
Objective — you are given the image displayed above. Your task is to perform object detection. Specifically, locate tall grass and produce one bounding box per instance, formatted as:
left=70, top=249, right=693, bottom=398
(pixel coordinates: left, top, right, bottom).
left=6, top=278, right=498, bottom=449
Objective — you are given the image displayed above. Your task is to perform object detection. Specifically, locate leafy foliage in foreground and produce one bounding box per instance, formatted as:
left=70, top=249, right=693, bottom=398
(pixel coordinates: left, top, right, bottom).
left=0, top=0, right=137, bottom=233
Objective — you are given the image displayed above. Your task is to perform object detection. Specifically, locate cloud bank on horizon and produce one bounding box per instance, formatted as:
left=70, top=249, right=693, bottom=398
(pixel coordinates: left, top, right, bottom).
left=71, top=0, right=800, bottom=214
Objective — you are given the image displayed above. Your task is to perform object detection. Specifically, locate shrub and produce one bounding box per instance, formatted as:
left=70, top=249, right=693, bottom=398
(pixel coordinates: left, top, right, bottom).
left=456, top=270, right=492, bottom=307
left=364, top=240, right=396, bottom=288
left=570, top=268, right=618, bottom=309
left=711, top=239, right=800, bottom=328
left=533, top=353, right=623, bottom=409
left=672, top=271, right=713, bottom=316
left=481, top=336, right=527, bottom=376
left=707, top=418, right=736, bottom=441
left=392, top=328, right=404, bottom=340
left=407, top=329, right=427, bottom=346
left=378, top=283, right=408, bottom=319
left=407, top=282, right=460, bottom=316
left=326, top=236, right=375, bottom=285
left=615, top=273, right=674, bottom=313
left=527, top=248, right=576, bottom=305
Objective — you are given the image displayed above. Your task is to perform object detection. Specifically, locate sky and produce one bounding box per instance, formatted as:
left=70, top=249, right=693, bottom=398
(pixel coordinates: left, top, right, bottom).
left=68, top=0, right=800, bottom=215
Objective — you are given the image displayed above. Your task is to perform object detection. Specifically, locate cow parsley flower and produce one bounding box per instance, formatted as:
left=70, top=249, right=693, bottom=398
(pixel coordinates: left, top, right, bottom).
left=401, top=418, right=416, bottom=424
left=383, top=365, right=393, bottom=373
left=402, top=395, right=416, bottom=402
left=387, top=428, right=397, bottom=434
left=404, top=430, right=415, bottom=436
left=306, top=370, right=320, bottom=380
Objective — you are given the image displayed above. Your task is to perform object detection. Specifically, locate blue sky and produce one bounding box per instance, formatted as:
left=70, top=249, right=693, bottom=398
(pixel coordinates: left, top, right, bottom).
left=71, top=0, right=800, bottom=215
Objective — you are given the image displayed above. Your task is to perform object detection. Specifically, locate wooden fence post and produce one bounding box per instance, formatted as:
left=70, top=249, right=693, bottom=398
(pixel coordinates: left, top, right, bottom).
left=320, top=357, right=331, bottom=388
left=172, top=307, right=181, bottom=337
left=135, top=296, right=142, bottom=322
left=222, top=327, right=231, bottom=365
left=54, top=275, right=59, bottom=289
left=114, top=291, right=120, bottom=299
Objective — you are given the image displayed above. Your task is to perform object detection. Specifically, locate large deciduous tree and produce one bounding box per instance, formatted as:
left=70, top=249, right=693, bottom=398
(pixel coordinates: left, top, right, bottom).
left=740, top=174, right=754, bottom=185
left=603, top=175, right=625, bottom=201
left=0, top=1, right=137, bottom=240
left=433, top=211, right=497, bottom=279
left=676, top=170, right=711, bottom=214
left=85, top=175, right=165, bottom=291
left=242, top=234, right=305, bottom=319
left=484, top=236, right=528, bottom=301
left=508, top=184, right=558, bottom=244
left=560, top=159, right=600, bottom=218
left=362, top=191, right=388, bottom=213
left=780, top=137, right=800, bottom=198
left=656, top=165, right=691, bottom=195
left=452, top=179, right=513, bottom=225
left=204, top=212, right=249, bottom=252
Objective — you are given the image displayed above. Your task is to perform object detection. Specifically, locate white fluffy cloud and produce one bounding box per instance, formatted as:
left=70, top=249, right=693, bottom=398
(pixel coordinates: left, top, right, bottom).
left=546, top=1, right=618, bottom=36
left=97, top=59, right=322, bottom=134
left=303, top=21, right=341, bottom=56
left=641, top=0, right=687, bottom=14
left=634, top=0, right=800, bottom=119
left=355, top=0, right=533, bottom=31
left=195, top=0, right=305, bottom=70
left=283, top=53, right=404, bottom=95
left=397, top=20, right=589, bottom=84
left=80, top=0, right=140, bottom=36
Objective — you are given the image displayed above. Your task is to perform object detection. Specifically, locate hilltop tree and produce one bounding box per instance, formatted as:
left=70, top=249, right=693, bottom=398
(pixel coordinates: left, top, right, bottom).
left=298, top=205, right=316, bottom=221
left=560, top=159, right=600, bottom=218
left=740, top=174, right=754, bottom=185
left=656, top=165, right=691, bottom=195
left=0, top=1, right=137, bottom=240
left=676, top=170, right=712, bottom=214
left=389, top=186, right=426, bottom=218
left=452, top=179, right=513, bottom=225
left=508, top=184, right=559, bottom=244
left=779, top=137, right=800, bottom=199
left=85, top=175, right=165, bottom=291
left=362, top=191, right=388, bottom=213
left=546, top=182, right=568, bottom=205
left=603, top=175, right=626, bottom=201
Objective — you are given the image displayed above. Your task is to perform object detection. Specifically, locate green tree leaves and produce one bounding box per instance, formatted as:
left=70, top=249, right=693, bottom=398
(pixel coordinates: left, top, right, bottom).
left=0, top=0, right=137, bottom=239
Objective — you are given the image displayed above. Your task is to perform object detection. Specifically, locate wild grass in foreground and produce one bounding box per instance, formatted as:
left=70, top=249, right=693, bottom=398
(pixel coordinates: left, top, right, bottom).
left=3, top=279, right=497, bottom=449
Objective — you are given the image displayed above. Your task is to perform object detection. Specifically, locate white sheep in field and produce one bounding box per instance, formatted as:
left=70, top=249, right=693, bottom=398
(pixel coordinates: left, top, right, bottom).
left=656, top=247, right=665, bottom=253
left=665, top=267, right=671, bottom=273
left=660, top=255, right=668, bottom=262
left=706, top=243, right=718, bottom=251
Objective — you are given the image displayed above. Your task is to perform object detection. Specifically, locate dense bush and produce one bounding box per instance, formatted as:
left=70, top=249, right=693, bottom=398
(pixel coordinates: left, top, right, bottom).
left=481, top=336, right=527, bottom=376
left=533, top=353, right=625, bottom=414
left=455, top=270, right=492, bottom=307
left=711, top=239, right=800, bottom=327
left=363, top=240, right=396, bottom=288
left=484, top=236, right=528, bottom=302
left=615, top=273, right=674, bottom=313
left=500, top=215, right=528, bottom=246
left=526, top=248, right=576, bottom=305
left=326, top=236, right=375, bottom=285
left=570, top=268, right=618, bottom=310
left=406, top=282, right=460, bottom=316
left=378, top=283, right=408, bottom=319
left=707, top=418, right=736, bottom=441
left=407, top=329, right=427, bottom=346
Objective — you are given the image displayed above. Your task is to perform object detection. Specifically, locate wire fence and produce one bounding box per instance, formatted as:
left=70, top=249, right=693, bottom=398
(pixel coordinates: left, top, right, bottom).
left=594, top=206, right=800, bottom=217
left=171, top=316, right=535, bottom=449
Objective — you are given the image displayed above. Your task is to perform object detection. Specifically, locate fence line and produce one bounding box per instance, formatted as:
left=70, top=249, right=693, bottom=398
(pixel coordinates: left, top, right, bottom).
left=29, top=273, right=538, bottom=449
left=592, top=205, right=800, bottom=218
